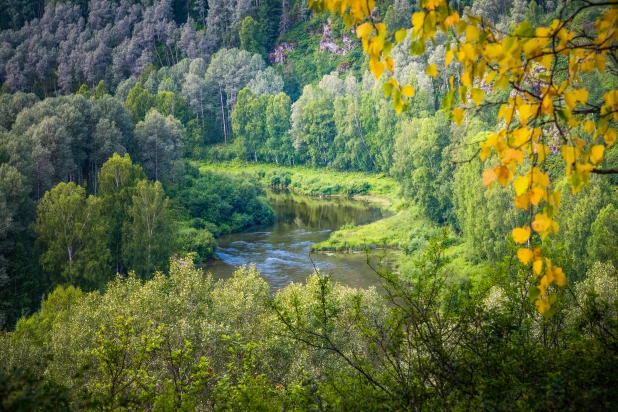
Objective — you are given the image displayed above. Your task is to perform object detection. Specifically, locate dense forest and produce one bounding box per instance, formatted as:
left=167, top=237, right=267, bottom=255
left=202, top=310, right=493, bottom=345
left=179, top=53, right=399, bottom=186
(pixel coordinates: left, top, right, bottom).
left=1, top=0, right=618, bottom=409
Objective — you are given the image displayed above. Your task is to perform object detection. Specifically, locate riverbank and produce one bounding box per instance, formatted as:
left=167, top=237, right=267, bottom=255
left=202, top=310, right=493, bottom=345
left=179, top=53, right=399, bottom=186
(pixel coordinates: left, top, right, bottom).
left=196, top=161, right=425, bottom=253
left=309, top=206, right=436, bottom=253
left=197, top=161, right=401, bottom=208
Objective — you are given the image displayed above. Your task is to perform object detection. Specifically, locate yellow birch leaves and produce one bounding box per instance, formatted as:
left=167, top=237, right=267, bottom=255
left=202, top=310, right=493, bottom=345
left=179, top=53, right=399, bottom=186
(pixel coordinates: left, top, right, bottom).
left=309, top=0, right=618, bottom=317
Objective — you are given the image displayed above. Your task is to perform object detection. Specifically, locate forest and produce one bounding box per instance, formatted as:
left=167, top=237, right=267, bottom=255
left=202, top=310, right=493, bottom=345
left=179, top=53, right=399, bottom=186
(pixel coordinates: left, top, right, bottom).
left=1, top=0, right=618, bottom=410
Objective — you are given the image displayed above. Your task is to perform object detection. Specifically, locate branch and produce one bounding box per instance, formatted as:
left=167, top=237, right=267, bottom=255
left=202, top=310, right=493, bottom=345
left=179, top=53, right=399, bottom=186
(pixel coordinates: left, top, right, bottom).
left=591, top=168, right=618, bottom=175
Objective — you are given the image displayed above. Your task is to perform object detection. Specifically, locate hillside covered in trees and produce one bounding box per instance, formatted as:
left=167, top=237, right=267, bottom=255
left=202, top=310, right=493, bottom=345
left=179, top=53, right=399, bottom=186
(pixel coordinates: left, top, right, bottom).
left=1, top=0, right=618, bottom=409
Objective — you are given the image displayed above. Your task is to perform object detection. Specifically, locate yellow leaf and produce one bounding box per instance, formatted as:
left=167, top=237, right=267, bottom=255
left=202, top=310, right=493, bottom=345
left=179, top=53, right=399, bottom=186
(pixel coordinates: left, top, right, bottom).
left=539, top=54, right=553, bottom=70
left=529, top=187, right=545, bottom=206
left=369, top=59, right=384, bottom=79
left=375, top=23, right=387, bottom=36
left=514, top=176, right=529, bottom=196
left=512, top=226, right=531, bottom=244
left=385, top=56, right=395, bottom=72
left=452, top=108, right=464, bottom=125
left=561, top=146, right=576, bottom=166
left=401, top=85, right=415, bottom=97
left=517, top=248, right=534, bottom=264
left=512, top=127, right=530, bottom=147
left=584, top=120, right=595, bottom=134
left=536, top=144, right=550, bottom=162
left=445, top=50, right=453, bottom=66
left=590, top=145, right=605, bottom=165
left=553, top=266, right=567, bottom=286
left=515, top=194, right=529, bottom=210
left=471, top=88, right=484, bottom=106
left=518, top=104, right=532, bottom=124
left=466, top=25, right=479, bottom=42
left=461, top=71, right=472, bottom=87
left=356, top=22, right=373, bottom=39
left=564, top=89, right=589, bottom=109
left=536, top=296, right=551, bottom=314
left=604, top=128, right=617, bottom=146
left=426, top=64, right=438, bottom=78
left=482, top=168, right=497, bottom=186
left=412, top=12, right=425, bottom=30
left=480, top=144, right=491, bottom=161
left=532, top=214, right=551, bottom=233
left=523, top=39, right=539, bottom=57
left=503, top=148, right=523, bottom=165
left=595, top=53, right=606, bottom=73
left=533, top=259, right=544, bottom=275
left=496, top=165, right=511, bottom=185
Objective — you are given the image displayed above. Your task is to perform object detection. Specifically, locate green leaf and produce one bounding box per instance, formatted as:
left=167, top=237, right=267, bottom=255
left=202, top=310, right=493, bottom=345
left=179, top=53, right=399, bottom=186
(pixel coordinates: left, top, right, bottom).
left=514, top=21, right=534, bottom=37
left=383, top=41, right=393, bottom=57
left=528, top=286, right=541, bottom=301
left=384, top=82, right=394, bottom=98
left=410, top=40, right=425, bottom=56
left=542, top=305, right=556, bottom=319
left=441, top=90, right=454, bottom=109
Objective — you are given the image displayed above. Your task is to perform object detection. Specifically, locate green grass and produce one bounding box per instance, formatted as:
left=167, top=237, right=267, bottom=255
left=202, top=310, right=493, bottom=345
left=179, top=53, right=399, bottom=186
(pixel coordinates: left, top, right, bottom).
left=310, top=206, right=434, bottom=252
left=197, top=161, right=401, bottom=206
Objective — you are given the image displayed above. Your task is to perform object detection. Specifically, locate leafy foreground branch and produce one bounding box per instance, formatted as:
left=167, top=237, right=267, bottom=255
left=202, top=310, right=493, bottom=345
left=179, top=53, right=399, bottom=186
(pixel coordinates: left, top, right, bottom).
left=2, top=241, right=617, bottom=410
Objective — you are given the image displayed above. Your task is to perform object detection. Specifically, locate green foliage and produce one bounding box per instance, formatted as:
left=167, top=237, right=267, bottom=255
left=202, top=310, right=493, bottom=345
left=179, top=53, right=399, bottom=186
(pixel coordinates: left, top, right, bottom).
left=0, top=367, right=71, bottom=411
left=76, top=84, right=92, bottom=99
left=171, top=170, right=274, bottom=235
left=125, top=83, right=155, bottom=123
left=99, top=154, right=146, bottom=274
left=199, top=162, right=400, bottom=198
left=35, top=182, right=111, bottom=289
left=391, top=111, right=454, bottom=224
left=123, top=180, right=175, bottom=279
left=239, top=16, right=266, bottom=57
left=178, top=228, right=217, bottom=263
left=588, top=204, right=618, bottom=269
left=94, top=80, right=110, bottom=99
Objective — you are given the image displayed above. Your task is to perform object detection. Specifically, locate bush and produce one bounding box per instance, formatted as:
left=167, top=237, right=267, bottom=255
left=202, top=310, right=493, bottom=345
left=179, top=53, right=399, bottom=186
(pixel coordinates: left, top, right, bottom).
left=178, top=228, right=217, bottom=263
left=172, top=171, right=275, bottom=235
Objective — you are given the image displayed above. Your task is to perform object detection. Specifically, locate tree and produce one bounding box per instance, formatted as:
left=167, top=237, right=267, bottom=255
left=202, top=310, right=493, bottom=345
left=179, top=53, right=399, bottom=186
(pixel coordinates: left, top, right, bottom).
left=239, top=16, right=265, bottom=56
left=91, top=119, right=126, bottom=195
left=312, top=0, right=618, bottom=316
left=588, top=204, right=618, bottom=273
left=35, top=182, right=111, bottom=289
left=294, top=94, right=336, bottom=166
left=257, top=0, right=282, bottom=51
left=94, top=80, right=110, bottom=99
left=231, top=89, right=268, bottom=161
left=125, top=83, right=155, bottom=123
left=98, top=154, right=146, bottom=274
left=134, top=110, right=185, bottom=184
left=279, top=0, right=290, bottom=37
left=122, top=180, right=174, bottom=279
left=181, top=60, right=208, bottom=134
left=391, top=113, right=454, bottom=224
left=265, top=93, right=293, bottom=164
left=205, top=48, right=266, bottom=144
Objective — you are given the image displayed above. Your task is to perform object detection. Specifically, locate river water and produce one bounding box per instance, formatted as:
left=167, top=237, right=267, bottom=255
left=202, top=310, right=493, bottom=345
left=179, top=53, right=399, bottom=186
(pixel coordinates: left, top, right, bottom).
left=205, top=190, right=391, bottom=290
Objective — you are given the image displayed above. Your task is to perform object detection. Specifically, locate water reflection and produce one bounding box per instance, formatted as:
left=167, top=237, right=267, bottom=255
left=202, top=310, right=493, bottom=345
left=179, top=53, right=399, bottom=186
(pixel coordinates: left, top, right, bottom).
left=205, top=190, right=393, bottom=290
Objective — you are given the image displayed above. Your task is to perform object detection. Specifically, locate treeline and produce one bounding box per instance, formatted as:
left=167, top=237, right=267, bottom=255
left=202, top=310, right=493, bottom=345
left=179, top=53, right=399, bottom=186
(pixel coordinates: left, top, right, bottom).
left=0, top=0, right=292, bottom=96
left=2, top=242, right=617, bottom=409
left=0, top=141, right=273, bottom=326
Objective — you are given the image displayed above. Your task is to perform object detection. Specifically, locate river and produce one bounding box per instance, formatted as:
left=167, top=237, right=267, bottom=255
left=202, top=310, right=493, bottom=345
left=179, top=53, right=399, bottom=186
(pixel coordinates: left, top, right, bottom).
left=205, top=190, right=392, bottom=290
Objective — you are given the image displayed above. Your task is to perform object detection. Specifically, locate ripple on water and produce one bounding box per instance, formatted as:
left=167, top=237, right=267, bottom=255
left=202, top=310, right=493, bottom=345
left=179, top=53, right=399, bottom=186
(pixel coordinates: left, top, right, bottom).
left=206, top=190, right=390, bottom=290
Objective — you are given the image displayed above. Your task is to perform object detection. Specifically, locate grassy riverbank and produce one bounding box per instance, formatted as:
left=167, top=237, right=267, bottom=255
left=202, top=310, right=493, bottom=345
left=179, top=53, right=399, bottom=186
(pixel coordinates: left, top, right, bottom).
left=309, top=207, right=425, bottom=252
left=197, top=161, right=401, bottom=206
